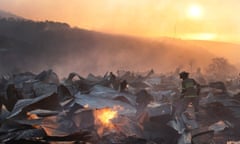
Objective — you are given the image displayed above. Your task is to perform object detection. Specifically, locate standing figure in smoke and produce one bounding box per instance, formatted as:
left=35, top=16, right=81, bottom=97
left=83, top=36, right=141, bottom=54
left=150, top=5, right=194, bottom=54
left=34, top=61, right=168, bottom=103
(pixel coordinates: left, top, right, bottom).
left=175, top=71, right=200, bottom=118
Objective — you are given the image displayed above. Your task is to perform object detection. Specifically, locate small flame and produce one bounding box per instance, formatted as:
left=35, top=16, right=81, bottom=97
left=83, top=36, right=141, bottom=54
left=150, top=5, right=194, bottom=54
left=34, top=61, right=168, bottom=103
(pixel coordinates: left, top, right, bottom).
left=95, top=108, right=117, bottom=127
left=94, top=107, right=118, bottom=136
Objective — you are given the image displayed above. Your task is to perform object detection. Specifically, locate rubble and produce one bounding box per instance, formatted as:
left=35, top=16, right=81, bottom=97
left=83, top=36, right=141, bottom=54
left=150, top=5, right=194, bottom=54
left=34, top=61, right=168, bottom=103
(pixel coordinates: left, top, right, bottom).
left=0, top=69, right=239, bottom=143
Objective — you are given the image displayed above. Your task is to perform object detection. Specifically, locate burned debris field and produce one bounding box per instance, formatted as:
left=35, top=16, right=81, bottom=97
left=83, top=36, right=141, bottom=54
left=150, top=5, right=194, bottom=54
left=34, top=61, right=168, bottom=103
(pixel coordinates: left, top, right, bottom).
left=0, top=18, right=240, bottom=144
left=0, top=69, right=240, bottom=144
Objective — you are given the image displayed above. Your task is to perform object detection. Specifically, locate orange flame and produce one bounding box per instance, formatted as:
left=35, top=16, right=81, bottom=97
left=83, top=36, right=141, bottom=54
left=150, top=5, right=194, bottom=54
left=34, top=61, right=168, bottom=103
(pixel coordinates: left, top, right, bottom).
left=95, top=108, right=117, bottom=127
left=94, top=107, right=119, bottom=136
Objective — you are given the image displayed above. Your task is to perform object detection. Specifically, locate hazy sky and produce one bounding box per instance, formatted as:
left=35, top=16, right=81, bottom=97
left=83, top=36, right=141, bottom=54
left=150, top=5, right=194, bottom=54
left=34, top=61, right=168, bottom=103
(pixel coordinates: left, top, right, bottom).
left=1, top=0, right=240, bottom=42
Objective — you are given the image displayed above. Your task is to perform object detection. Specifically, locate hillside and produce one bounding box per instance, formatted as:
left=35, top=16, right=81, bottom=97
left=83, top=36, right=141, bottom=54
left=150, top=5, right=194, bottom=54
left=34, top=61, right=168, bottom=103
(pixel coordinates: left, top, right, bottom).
left=0, top=18, right=237, bottom=77
left=187, top=40, right=240, bottom=65
left=0, top=10, right=24, bottom=19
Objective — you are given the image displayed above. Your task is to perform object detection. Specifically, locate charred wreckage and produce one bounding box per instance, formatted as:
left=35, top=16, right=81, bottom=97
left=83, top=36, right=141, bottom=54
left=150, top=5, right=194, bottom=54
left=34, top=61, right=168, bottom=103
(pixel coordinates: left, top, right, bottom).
left=0, top=69, right=240, bottom=144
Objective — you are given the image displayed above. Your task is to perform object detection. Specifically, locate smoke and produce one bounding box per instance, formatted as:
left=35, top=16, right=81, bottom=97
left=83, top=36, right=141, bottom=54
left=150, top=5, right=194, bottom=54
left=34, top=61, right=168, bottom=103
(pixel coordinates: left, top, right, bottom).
left=54, top=36, right=240, bottom=79
left=0, top=19, right=239, bottom=79
left=46, top=36, right=217, bottom=78
left=1, top=36, right=238, bottom=80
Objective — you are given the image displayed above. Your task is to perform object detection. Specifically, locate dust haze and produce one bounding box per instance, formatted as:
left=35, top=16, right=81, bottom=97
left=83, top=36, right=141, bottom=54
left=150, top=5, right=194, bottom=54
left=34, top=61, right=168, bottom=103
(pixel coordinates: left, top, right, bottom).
left=0, top=19, right=239, bottom=78
left=53, top=37, right=215, bottom=77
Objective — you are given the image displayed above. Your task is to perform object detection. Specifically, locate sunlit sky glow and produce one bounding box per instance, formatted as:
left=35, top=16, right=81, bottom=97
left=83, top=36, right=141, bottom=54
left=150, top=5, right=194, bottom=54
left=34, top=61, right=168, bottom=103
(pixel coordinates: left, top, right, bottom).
left=187, top=4, right=203, bottom=19
left=0, top=0, right=240, bottom=42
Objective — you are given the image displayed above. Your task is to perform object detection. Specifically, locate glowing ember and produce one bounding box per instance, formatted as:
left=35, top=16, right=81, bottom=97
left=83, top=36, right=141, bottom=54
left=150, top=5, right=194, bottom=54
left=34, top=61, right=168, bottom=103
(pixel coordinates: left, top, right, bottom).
left=26, top=112, right=41, bottom=129
left=27, top=112, right=39, bottom=120
left=84, top=104, right=89, bottom=108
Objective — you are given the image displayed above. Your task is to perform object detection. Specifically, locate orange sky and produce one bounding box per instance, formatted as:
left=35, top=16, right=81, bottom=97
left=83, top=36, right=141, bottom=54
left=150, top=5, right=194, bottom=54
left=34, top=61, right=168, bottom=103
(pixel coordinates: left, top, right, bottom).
left=1, top=0, right=240, bottom=42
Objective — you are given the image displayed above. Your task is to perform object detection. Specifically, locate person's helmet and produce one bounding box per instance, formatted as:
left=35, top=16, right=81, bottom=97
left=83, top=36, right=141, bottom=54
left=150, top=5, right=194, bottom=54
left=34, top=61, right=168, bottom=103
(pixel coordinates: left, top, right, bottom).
left=179, top=71, right=189, bottom=79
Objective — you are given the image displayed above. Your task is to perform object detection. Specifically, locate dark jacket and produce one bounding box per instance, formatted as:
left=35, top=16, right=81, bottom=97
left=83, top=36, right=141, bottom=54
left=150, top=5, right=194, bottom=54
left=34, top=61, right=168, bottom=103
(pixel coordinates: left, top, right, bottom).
left=181, top=78, right=200, bottom=98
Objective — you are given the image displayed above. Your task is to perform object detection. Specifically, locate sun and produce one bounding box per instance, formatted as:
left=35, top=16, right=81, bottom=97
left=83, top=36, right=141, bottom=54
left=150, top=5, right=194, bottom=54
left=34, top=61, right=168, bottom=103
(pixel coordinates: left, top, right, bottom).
left=187, top=4, right=203, bottom=19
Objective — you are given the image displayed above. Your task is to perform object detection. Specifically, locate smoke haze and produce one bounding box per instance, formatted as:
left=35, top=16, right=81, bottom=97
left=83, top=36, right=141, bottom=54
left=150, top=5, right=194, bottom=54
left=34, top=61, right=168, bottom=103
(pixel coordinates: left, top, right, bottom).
left=0, top=18, right=239, bottom=78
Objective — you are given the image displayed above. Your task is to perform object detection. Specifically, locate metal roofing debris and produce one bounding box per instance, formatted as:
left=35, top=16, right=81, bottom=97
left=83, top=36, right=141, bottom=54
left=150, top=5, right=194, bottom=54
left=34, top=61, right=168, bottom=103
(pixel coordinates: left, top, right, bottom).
left=0, top=69, right=239, bottom=143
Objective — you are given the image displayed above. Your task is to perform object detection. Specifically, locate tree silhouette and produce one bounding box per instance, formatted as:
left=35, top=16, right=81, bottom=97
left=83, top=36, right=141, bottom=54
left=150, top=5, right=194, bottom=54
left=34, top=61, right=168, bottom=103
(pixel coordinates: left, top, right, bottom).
left=206, top=57, right=237, bottom=81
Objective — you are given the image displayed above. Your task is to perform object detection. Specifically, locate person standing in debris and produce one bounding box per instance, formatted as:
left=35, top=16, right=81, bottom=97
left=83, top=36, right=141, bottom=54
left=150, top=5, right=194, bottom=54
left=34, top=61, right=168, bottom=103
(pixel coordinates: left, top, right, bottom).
left=108, top=72, right=120, bottom=90
left=119, top=80, right=128, bottom=92
left=176, top=71, right=200, bottom=117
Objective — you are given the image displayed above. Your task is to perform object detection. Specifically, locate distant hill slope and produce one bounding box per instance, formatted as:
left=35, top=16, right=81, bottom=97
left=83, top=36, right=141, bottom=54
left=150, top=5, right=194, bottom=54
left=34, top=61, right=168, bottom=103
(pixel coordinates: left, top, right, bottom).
left=0, top=18, right=236, bottom=76
left=0, top=10, right=24, bottom=19
left=187, top=40, right=240, bottom=65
